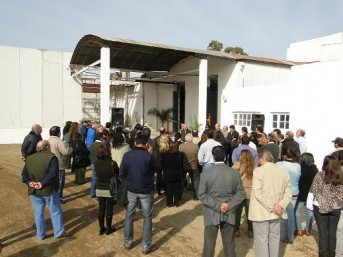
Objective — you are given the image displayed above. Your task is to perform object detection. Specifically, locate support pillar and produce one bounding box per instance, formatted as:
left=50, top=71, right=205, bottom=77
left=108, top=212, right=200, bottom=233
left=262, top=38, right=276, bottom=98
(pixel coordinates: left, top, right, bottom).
left=100, top=47, right=110, bottom=125
left=198, top=58, right=208, bottom=132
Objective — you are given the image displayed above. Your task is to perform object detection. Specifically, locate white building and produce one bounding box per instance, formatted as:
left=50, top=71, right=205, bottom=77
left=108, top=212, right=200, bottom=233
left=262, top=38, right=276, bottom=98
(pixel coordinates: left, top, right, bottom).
left=1, top=33, right=343, bottom=166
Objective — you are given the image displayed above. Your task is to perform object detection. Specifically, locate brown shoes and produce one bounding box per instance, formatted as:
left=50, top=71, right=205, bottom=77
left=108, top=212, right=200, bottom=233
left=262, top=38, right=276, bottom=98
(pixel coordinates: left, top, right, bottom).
left=294, top=230, right=304, bottom=236
left=302, top=230, right=311, bottom=236
left=57, top=232, right=71, bottom=238
left=235, top=230, right=240, bottom=238
left=247, top=231, right=253, bottom=238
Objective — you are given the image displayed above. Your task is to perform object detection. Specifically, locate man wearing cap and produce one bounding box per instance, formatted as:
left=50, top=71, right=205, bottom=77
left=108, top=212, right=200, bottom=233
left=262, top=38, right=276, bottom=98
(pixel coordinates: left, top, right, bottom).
left=47, top=126, right=73, bottom=204
left=330, top=137, right=343, bottom=158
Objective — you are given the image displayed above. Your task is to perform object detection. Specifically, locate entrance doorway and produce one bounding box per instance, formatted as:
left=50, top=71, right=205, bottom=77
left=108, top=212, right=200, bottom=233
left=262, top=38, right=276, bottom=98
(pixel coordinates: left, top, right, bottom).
left=207, top=76, right=218, bottom=128
left=172, top=82, right=185, bottom=131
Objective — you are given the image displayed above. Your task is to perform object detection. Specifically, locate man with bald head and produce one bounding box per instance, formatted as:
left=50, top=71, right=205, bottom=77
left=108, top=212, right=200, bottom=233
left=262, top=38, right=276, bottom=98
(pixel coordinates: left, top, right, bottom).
left=21, top=124, right=43, bottom=161
left=22, top=140, right=70, bottom=240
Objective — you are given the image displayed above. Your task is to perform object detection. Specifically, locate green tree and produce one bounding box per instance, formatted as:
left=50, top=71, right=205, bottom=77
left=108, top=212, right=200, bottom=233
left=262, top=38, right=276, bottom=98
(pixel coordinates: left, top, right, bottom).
left=147, top=107, right=173, bottom=127
left=207, top=40, right=223, bottom=51
left=224, top=46, right=248, bottom=55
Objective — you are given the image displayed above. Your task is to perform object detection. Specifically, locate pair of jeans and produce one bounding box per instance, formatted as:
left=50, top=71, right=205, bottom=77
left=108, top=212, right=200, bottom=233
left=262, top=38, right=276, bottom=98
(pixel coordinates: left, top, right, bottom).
left=124, top=191, right=154, bottom=251
left=30, top=191, right=65, bottom=239
left=58, top=169, right=65, bottom=200
left=313, top=205, right=341, bottom=255
left=280, top=197, right=296, bottom=242
left=202, top=163, right=214, bottom=172
left=235, top=199, right=253, bottom=232
left=295, top=200, right=313, bottom=232
left=90, top=164, right=97, bottom=197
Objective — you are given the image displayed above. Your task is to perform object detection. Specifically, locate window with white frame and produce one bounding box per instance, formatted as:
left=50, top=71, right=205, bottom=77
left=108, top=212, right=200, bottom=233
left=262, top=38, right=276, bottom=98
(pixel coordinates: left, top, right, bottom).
left=272, top=113, right=290, bottom=129
left=233, top=113, right=252, bottom=127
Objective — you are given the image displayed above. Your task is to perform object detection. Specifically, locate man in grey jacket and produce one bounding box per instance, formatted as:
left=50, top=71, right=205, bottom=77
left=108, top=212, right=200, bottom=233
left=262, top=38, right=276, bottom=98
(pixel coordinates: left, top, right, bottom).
left=48, top=126, right=73, bottom=204
left=198, top=145, right=245, bottom=257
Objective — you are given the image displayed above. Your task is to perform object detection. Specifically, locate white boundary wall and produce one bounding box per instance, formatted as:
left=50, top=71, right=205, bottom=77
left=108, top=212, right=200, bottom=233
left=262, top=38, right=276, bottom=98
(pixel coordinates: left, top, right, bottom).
left=0, top=46, right=82, bottom=143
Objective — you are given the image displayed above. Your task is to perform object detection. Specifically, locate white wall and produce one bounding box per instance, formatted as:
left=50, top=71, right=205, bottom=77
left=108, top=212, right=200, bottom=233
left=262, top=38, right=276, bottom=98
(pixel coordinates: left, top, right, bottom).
left=287, top=32, right=343, bottom=62
left=0, top=46, right=82, bottom=143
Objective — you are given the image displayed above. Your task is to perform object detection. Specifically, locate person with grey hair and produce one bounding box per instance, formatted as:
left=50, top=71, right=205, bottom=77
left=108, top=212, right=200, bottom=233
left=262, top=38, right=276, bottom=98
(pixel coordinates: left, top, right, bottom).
left=22, top=140, right=70, bottom=240
left=295, top=129, right=307, bottom=154
left=21, top=124, right=43, bottom=161
left=249, top=149, right=292, bottom=257
left=179, top=133, right=200, bottom=200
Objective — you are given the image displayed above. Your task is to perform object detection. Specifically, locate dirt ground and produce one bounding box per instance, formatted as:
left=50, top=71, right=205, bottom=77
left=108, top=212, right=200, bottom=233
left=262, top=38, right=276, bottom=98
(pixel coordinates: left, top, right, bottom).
left=0, top=144, right=319, bottom=257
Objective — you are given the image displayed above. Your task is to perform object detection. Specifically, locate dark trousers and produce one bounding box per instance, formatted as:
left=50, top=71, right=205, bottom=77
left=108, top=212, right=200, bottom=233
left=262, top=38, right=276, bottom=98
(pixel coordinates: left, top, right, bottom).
left=313, top=205, right=341, bottom=255
left=98, top=197, right=114, bottom=223
left=235, top=199, right=253, bottom=232
left=165, top=181, right=183, bottom=206
left=156, top=170, right=165, bottom=193
left=203, top=222, right=236, bottom=257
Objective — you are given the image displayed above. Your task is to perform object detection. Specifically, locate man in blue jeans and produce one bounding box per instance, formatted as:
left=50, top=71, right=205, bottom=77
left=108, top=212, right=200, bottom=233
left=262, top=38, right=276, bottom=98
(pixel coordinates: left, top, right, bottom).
left=22, top=140, right=70, bottom=239
left=120, top=133, right=156, bottom=255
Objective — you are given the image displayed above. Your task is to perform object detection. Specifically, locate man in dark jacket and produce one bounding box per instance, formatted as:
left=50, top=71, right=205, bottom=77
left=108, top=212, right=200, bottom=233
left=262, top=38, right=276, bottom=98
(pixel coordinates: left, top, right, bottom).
left=21, top=140, right=70, bottom=240
left=281, top=130, right=300, bottom=154
left=120, top=134, right=156, bottom=255
left=21, top=124, right=43, bottom=160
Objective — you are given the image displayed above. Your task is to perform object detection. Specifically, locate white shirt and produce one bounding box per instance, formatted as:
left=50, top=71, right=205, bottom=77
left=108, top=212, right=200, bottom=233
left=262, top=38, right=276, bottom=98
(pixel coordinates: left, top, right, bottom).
left=197, top=139, right=222, bottom=165
left=296, top=136, right=307, bottom=154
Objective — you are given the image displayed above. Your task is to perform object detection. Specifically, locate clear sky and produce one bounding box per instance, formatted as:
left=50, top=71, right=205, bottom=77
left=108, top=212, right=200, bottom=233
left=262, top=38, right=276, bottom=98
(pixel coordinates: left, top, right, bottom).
left=1, top=0, right=343, bottom=60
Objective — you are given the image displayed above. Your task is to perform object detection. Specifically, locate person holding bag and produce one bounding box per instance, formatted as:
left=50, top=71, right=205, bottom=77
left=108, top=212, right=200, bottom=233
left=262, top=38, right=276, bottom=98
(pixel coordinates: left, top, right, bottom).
left=94, top=144, right=119, bottom=235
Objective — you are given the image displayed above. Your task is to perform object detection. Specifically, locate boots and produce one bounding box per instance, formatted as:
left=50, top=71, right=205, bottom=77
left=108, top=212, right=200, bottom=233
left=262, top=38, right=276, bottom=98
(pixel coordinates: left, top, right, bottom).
left=106, top=216, right=116, bottom=235
left=98, top=215, right=106, bottom=235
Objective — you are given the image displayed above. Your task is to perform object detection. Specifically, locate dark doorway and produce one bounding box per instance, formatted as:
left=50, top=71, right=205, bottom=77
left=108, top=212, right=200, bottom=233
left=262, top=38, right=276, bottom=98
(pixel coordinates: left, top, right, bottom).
left=251, top=114, right=265, bottom=131
left=207, top=76, right=218, bottom=129
left=172, top=82, right=185, bottom=131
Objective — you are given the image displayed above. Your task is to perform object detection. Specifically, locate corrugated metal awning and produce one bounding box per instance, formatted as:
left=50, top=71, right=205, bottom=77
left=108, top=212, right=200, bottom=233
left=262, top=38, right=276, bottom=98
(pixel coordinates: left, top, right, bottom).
left=70, top=34, right=297, bottom=73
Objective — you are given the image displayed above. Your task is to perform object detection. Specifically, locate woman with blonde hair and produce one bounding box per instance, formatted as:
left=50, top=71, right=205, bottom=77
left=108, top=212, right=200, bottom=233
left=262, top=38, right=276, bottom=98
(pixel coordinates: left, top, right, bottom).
left=156, top=134, right=170, bottom=195
left=232, top=149, right=256, bottom=237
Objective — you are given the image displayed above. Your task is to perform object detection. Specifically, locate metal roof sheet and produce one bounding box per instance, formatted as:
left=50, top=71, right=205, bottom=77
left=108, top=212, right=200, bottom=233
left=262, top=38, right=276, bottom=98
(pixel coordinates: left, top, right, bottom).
left=70, top=34, right=297, bottom=72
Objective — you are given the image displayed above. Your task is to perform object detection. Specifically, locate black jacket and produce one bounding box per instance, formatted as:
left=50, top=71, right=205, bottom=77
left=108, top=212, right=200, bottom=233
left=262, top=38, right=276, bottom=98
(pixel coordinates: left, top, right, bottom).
left=21, top=131, right=42, bottom=158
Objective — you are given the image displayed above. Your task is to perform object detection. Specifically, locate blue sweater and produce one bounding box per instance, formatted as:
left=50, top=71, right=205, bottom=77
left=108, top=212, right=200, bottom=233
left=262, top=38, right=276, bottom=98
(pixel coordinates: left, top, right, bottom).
left=277, top=160, right=301, bottom=196
left=120, top=147, right=155, bottom=194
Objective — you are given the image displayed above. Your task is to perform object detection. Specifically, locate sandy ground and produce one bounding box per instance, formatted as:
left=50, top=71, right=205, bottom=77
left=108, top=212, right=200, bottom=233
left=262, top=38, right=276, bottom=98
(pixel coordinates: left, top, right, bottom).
left=0, top=144, right=319, bottom=257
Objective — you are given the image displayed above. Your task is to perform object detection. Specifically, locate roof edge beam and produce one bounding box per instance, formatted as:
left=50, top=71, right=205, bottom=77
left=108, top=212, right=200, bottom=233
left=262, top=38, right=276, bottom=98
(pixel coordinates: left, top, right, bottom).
left=72, top=59, right=101, bottom=77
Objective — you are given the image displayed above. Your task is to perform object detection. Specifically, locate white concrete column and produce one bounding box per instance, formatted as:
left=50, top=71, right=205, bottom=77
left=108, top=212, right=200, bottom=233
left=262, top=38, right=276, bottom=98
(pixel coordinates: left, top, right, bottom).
left=198, top=58, right=208, bottom=131
left=100, top=47, right=110, bottom=125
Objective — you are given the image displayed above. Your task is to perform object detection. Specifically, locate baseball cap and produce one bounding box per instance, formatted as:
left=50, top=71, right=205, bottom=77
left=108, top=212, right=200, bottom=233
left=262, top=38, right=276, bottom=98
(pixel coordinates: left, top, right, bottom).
left=332, top=137, right=343, bottom=146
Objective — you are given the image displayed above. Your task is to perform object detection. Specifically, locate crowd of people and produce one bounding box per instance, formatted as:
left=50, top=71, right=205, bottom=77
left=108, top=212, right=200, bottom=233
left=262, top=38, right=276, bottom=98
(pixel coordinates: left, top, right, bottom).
left=18, top=121, right=343, bottom=257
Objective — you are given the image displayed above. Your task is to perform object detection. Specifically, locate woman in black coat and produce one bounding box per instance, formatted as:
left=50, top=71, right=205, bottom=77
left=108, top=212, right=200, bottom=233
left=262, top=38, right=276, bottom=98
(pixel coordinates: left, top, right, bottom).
left=294, top=152, right=318, bottom=236
left=162, top=142, right=184, bottom=207
left=94, top=144, right=119, bottom=235
left=69, top=132, right=90, bottom=184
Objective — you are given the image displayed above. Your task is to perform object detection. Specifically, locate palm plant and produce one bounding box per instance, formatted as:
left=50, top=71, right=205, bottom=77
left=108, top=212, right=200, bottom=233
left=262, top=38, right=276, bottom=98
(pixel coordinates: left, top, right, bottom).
left=147, top=107, right=173, bottom=127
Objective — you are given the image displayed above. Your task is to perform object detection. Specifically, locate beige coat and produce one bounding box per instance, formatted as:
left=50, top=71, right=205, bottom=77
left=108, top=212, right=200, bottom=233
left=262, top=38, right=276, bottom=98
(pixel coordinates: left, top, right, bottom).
left=248, top=162, right=291, bottom=221
left=48, top=136, right=73, bottom=170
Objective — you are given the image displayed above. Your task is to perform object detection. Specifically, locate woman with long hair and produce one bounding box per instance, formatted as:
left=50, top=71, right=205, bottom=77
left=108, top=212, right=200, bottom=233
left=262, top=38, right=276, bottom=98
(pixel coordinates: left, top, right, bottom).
left=277, top=147, right=301, bottom=243
left=161, top=142, right=184, bottom=207
left=232, top=149, right=256, bottom=237
left=111, top=132, right=130, bottom=168
left=69, top=132, right=90, bottom=184
left=156, top=134, right=170, bottom=195
left=94, top=145, right=119, bottom=235
left=309, top=155, right=343, bottom=257
left=294, top=153, right=318, bottom=236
